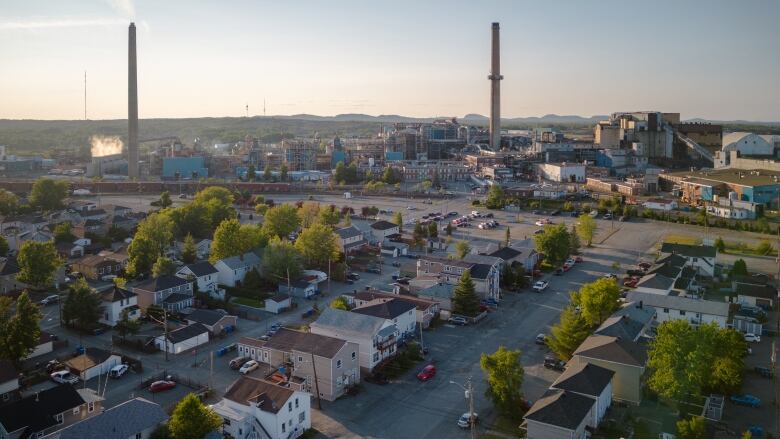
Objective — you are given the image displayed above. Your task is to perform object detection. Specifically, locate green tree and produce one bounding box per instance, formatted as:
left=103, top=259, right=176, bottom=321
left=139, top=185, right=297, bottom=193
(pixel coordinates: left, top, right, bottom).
left=676, top=416, right=707, bottom=439
left=53, top=222, right=75, bottom=243
left=431, top=171, right=441, bottom=189
left=334, top=162, right=347, bottom=184
left=169, top=203, right=210, bottom=239
left=571, top=278, right=620, bottom=327
left=255, top=204, right=269, bottom=216
left=152, top=256, right=176, bottom=278
left=263, top=238, right=302, bottom=283
left=562, top=201, right=573, bottom=212
left=427, top=221, right=438, bottom=238
left=246, top=164, right=256, bottom=181
left=159, top=191, right=173, bottom=209
left=29, top=178, right=68, bottom=211
left=115, top=308, right=141, bottom=341
left=547, top=306, right=590, bottom=360
left=210, top=219, right=244, bottom=263
left=756, top=240, right=774, bottom=255
left=455, top=240, right=471, bottom=259
left=168, top=393, right=222, bottom=439
left=0, top=291, right=42, bottom=367
left=297, top=202, right=321, bottom=229
left=128, top=212, right=174, bottom=276
left=445, top=223, right=453, bottom=236
left=62, top=278, right=103, bottom=330
left=192, top=186, right=236, bottom=231
left=317, top=205, right=341, bottom=227
left=714, top=236, right=725, bottom=253
left=261, top=204, right=301, bottom=238
left=0, top=236, right=8, bottom=257
left=280, top=163, right=288, bottom=181
left=17, top=241, right=60, bottom=289
left=295, top=223, right=341, bottom=267
left=452, top=269, right=480, bottom=317
left=485, top=184, right=505, bottom=209
left=330, top=297, right=351, bottom=311
left=392, top=211, right=403, bottom=233
left=263, top=165, right=272, bottom=181
left=577, top=214, right=597, bottom=247
left=504, top=227, right=511, bottom=247
left=0, top=189, right=19, bottom=215
left=480, top=346, right=525, bottom=420
left=730, top=259, right=748, bottom=278
left=534, top=224, right=571, bottom=267
left=181, top=234, right=198, bottom=264
left=569, top=225, right=581, bottom=255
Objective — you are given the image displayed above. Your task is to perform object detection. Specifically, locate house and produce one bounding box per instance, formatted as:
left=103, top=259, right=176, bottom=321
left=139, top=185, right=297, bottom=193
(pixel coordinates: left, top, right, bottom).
left=54, top=242, right=84, bottom=260
left=174, top=238, right=212, bottom=260
left=416, top=255, right=500, bottom=301
left=99, top=286, right=140, bottom=327
left=0, top=257, right=26, bottom=295
left=660, top=242, right=717, bottom=277
left=72, top=219, right=107, bottom=238
left=238, top=328, right=360, bottom=402
left=734, top=282, right=777, bottom=309
left=380, top=245, right=400, bottom=258
left=627, top=291, right=730, bottom=328
left=550, top=362, right=614, bottom=427
left=633, top=254, right=689, bottom=295
left=97, top=247, right=129, bottom=269
left=369, top=220, right=400, bottom=243
left=185, top=309, right=237, bottom=334
left=0, top=360, right=19, bottom=403
left=26, top=332, right=55, bottom=360
left=132, top=275, right=193, bottom=313
left=264, top=294, right=292, bottom=314
left=571, top=335, right=647, bottom=405
left=0, top=385, right=101, bottom=439
left=488, top=246, right=539, bottom=271
left=415, top=282, right=456, bottom=311
left=642, top=198, right=677, bottom=211
left=310, top=308, right=399, bottom=371
left=71, top=255, right=123, bottom=281
left=522, top=389, right=596, bottom=439
left=210, top=376, right=311, bottom=439
left=352, top=299, right=417, bottom=339
left=41, top=397, right=168, bottom=439
left=335, top=226, right=367, bottom=254
left=64, top=348, right=121, bottom=381
left=278, top=280, right=317, bottom=299
left=594, top=301, right=655, bottom=342
left=154, top=323, right=209, bottom=354
left=351, top=290, right=440, bottom=328
left=175, top=261, right=220, bottom=297
left=214, top=252, right=261, bottom=287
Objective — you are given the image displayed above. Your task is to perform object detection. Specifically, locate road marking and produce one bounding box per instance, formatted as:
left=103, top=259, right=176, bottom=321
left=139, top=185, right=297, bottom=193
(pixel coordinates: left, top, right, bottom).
left=535, top=303, right=565, bottom=312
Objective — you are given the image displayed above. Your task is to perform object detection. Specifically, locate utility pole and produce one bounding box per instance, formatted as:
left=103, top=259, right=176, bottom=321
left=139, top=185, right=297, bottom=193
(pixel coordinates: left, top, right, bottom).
left=468, top=377, right=476, bottom=439
left=327, top=258, right=331, bottom=295
left=310, top=351, right=322, bottom=409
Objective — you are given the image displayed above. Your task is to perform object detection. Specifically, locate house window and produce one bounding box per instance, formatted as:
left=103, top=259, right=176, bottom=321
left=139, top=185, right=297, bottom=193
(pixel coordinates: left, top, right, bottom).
left=336, top=359, right=342, bottom=369
left=88, top=402, right=95, bottom=413
left=679, top=310, right=686, bottom=316
left=282, top=423, right=286, bottom=434
left=289, top=420, right=292, bottom=427
left=351, top=351, right=356, bottom=360
left=55, top=413, right=64, bottom=424
left=663, top=308, right=669, bottom=313
left=295, top=398, right=299, bottom=408
left=135, top=434, right=142, bottom=439
left=288, top=402, right=292, bottom=412
left=373, top=352, right=379, bottom=362
left=2, top=392, right=9, bottom=401
left=299, top=412, right=306, bottom=423
left=298, top=356, right=303, bottom=363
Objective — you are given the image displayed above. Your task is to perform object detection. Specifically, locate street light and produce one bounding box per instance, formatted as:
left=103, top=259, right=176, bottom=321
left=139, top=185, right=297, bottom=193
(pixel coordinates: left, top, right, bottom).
left=449, top=378, right=476, bottom=439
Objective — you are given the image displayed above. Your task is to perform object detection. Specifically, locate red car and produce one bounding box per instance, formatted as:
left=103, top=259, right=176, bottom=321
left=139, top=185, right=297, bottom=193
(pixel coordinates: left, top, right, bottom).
left=575, top=256, right=583, bottom=263
left=416, top=364, right=437, bottom=381
left=623, top=277, right=639, bottom=288
left=149, top=380, right=176, bottom=393
left=563, top=264, right=572, bottom=272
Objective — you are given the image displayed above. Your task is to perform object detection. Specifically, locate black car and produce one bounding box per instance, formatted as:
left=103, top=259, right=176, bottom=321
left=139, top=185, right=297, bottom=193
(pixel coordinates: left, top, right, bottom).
left=755, top=367, right=773, bottom=378
left=347, top=273, right=360, bottom=280
left=544, top=356, right=566, bottom=371
left=367, top=267, right=381, bottom=274
left=626, top=269, right=645, bottom=276
left=484, top=213, right=494, bottom=218
left=550, top=210, right=560, bottom=216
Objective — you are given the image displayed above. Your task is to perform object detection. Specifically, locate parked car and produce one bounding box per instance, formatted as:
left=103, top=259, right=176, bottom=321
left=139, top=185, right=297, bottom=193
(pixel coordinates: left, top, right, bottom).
left=457, top=412, right=478, bottom=428
left=562, top=264, right=572, bottom=272
left=532, top=281, right=549, bottom=292
left=229, top=356, right=250, bottom=370
left=535, top=334, right=547, bottom=345
left=239, top=360, right=260, bottom=374
left=574, top=255, right=583, bottom=263
left=367, top=267, right=381, bottom=274
left=555, top=268, right=564, bottom=276
left=544, top=355, right=566, bottom=371
left=603, top=273, right=617, bottom=279
left=109, top=364, right=129, bottom=379
left=603, top=213, right=613, bottom=220
left=550, top=210, right=560, bottom=216
left=589, top=210, right=598, bottom=218
left=627, top=269, right=645, bottom=277
left=535, top=219, right=549, bottom=226
left=638, top=262, right=652, bottom=270
left=754, top=366, right=773, bottom=378
left=347, top=273, right=360, bottom=281
left=149, top=380, right=176, bottom=393
left=744, top=333, right=761, bottom=343
left=623, top=277, right=639, bottom=288
left=533, top=229, right=545, bottom=235
left=416, top=364, right=437, bottom=381
left=51, top=370, right=79, bottom=384
left=566, top=258, right=576, bottom=265
left=730, top=394, right=761, bottom=407
left=40, top=295, right=59, bottom=306
left=448, top=316, right=468, bottom=326
left=448, top=211, right=458, bottom=217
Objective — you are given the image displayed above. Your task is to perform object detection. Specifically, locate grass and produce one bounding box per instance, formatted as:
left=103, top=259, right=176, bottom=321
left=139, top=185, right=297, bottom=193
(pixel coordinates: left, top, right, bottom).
left=664, top=234, right=702, bottom=245
left=488, top=414, right=523, bottom=438
left=231, top=297, right=265, bottom=308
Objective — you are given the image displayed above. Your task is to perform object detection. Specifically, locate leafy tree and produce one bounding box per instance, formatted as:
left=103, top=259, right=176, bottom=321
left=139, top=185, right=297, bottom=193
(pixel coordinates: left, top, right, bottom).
left=330, top=297, right=351, bottom=311
left=334, top=162, right=347, bottom=184
left=0, top=236, right=8, bottom=257
left=210, top=219, right=244, bottom=263
left=0, top=292, right=42, bottom=367
left=168, top=203, right=210, bottom=239
left=714, top=236, right=725, bottom=253
left=168, top=393, right=222, bottom=439
left=29, top=178, right=68, bottom=211
left=159, top=191, right=173, bottom=209
left=577, top=214, right=597, bottom=247
left=317, top=205, right=341, bottom=227
left=445, top=223, right=453, bottom=236
left=17, top=241, right=60, bottom=289
left=152, top=256, right=176, bottom=278
left=485, top=184, right=505, bottom=209
left=392, top=212, right=403, bottom=233
left=192, top=186, right=236, bottom=230
left=62, top=278, right=103, bottom=330
left=263, top=238, right=302, bottom=283
left=452, top=269, right=480, bottom=317
left=128, top=212, right=174, bottom=276
left=413, top=221, right=426, bottom=242
left=346, top=163, right=358, bottom=183
left=562, top=201, right=573, bottom=212
left=569, top=225, right=581, bottom=255
left=421, top=180, right=433, bottom=190
left=280, top=163, right=288, bottom=181
left=571, top=278, right=620, bottom=327
left=427, top=221, right=438, bottom=238
left=295, top=223, right=341, bottom=267
left=0, top=189, right=19, bottom=215
left=255, top=204, right=269, bottom=216
left=246, top=165, right=256, bottom=181
left=547, top=306, right=590, bottom=360
left=480, top=346, right=525, bottom=420
left=297, top=202, right=321, bottom=228
left=263, top=165, right=272, bottom=181
left=756, top=240, right=774, bottom=256
left=382, top=167, right=401, bottom=184
left=115, top=308, right=141, bottom=341
left=261, top=204, right=301, bottom=238
left=181, top=234, right=198, bottom=263
left=455, top=240, right=471, bottom=259
left=53, top=222, right=75, bottom=243
left=504, top=227, right=511, bottom=247
left=676, top=416, right=707, bottom=439
left=534, top=224, right=571, bottom=267
left=730, top=259, right=748, bottom=278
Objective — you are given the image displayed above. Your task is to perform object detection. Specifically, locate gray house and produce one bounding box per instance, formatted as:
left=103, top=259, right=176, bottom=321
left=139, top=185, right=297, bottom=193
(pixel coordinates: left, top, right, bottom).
left=41, top=397, right=168, bottom=439
left=523, top=389, right=595, bottom=439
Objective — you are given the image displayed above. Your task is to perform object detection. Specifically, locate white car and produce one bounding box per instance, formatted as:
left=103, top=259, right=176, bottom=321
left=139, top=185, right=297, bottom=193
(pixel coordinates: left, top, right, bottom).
left=406, top=206, right=416, bottom=210
left=457, top=412, right=479, bottom=428
left=51, top=370, right=79, bottom=384
left=532, top=281, right=549, bottom=292
left=566, top=258, right=576, bottom=265
left=478, top=223, right=486, bottom=229
left=109, top=364, right=129, bottom=379
left=589, top=210, right=599, bottom=218
left=239, top=360, right=259, bottom=374
left=40, top=295, right=59, bottom=306
left=744, top=333, right=761, bottom=343
left=535, top=219, right=550, bottom=226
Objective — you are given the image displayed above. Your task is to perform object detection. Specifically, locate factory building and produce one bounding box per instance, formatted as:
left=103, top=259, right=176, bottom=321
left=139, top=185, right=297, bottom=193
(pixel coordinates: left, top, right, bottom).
left=87, top=154, right=128, bottom=177
left=661, top=168, right=780, bottom=208
left=162, top=157, right=208, bottom=179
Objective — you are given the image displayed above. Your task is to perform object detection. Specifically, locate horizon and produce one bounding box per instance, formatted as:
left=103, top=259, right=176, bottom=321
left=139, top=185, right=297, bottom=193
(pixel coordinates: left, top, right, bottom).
left=1, top=0, right=779, bottom=121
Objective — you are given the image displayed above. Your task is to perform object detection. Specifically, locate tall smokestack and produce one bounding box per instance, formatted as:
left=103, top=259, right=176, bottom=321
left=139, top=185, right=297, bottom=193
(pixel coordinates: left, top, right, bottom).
left=128, top=23, right=139, bottom=179
left=488, top=22, right=503, bottom=150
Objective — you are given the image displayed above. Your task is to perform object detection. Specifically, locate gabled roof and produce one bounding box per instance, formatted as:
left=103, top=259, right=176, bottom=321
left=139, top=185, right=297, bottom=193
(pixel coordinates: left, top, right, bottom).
left=264, top=328, right=347, bottom=358
left=353, top=291, right=438, bottom=311
left=523, top=389, right=595, bottom=430
left=64, top=348, right=115, bottom=373
left=43, top=397, right=168, bottom=439
left=0, top=256, right=20, bottom=276
left=0, top=384, right=85, bottom=435
left=180, top=261, right=218, bottom=277
left=416, top=283, right=455, bottom=300
left=734, top=282, right=778, bottom=300
left=626, top=291, right=730, bottom=317
left=463, top=254, right=502, bottom=266
left=311, top=308, right=390, bottom=337
left=135, top=275, right=190, bottom=293
left=370, top=220, right=398, bottom=231
left=469, top=263, right=494, bottom=280
left=419, top=255, right=473, bottom=269
left=216, top=252, right=261, bottom=270
left=223, top=376, right=293, bottom=414
left=595, top=302, right=655, bottom=341
left=162, top=292, right=191, bottom=305
left=353, top=299, right=416, bottom=320
left=186, top=309, right=231, bottom=326
left=488, top=247, right=521, bottom=260
left=101, top=286, right=136, bottom=303
left=551, top=362, right=615, bottom=398
left=661, top=242, right=717, bottom=258
left=163, top=323, right=209, bottom=344
left=635, top=273, right=675, bottom=291
left=335, top=225, right=363, bottom=240
left=573, top=335, right=647, bottom=367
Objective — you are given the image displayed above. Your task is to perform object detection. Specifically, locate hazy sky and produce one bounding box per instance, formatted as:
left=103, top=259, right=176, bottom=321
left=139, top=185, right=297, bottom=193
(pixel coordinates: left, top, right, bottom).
left=1, top=0, right=779, bottom=121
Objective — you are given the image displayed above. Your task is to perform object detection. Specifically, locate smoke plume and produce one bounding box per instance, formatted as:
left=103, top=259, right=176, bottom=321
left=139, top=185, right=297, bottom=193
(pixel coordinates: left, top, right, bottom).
left=90, top=135, right=124, bottom=158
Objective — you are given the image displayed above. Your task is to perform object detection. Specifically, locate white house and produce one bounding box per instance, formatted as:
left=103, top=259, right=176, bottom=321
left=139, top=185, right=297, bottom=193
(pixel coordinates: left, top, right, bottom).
left=0, top=360, right=19, bottom=403
left=211, top=376, right=311, bottom=439
left=335, top=226, right=367, bottom=254
left=352, top=298, right=417, bottom=339
left=265, top=294, right=292, bottom=314
left=310, top=308, right=399, bottom=371
left=659, top=242, right=717, bottom=278
left=369, top=220, right=400, bottom=243
left=214, top=252, right=261, bottom=287
left=642, top=198, right=677, bottom=211
left=550, top=362, right=614, bottom=427
left=627, top=291, right=729, bottom=328
left=175, top=261, right=221, bottom=297
left=351, top=290, right=440, bottom=329
left=99, top=286, right=140, bottom=327
left=64, top=348, right=122, bottom=381
left=154, top=323, right=210, bottom=354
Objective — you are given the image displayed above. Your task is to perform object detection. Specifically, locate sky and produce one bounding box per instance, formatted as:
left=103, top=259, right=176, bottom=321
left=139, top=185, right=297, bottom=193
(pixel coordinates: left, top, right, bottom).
left=1, top=0, right=779, bottom=121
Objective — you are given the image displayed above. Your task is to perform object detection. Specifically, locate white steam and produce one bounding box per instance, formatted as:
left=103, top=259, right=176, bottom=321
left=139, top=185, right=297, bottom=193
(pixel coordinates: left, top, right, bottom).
left=90, top=135, right=124, bottom=158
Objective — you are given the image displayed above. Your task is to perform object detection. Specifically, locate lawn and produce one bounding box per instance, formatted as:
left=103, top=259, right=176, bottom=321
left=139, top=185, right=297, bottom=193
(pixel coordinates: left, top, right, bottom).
left=231, top=297, right=265, bottom=308
left=663, top=234, right=702, bottom=245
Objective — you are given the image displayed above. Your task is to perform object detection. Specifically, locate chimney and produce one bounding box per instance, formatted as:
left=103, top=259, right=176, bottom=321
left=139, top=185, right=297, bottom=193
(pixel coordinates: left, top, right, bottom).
left=128, top=23, right=139, bottom=179
left=488, top=22, right=503, bottom=150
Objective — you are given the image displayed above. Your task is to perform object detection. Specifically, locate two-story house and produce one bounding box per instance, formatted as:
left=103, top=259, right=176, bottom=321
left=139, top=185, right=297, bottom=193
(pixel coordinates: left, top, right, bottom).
left=369, top=220, right=400, bottom=243
left=175, top=261, right=220, bottom=297
left=238, top=328, right=360, bottom=401
left=41, top=397, right=167, bottom=439
left=0, top=385, right=103, bottom=439
left=571, top=335, right=648, bottom=405
left=627, top=291, right=730, bottom=328
left=131, top=275, right=193, bottom=313
left=99, top=286, right=140, bottom=327
left=214, top=252, right=261, bottom=287
left=416, top=255, right=501, bottom=301
left=310, top=308, right=399, bottom=372
left=335, top=226, right=367, bottom=254
left=71, top=255, right=123, bottom=281
left=350, top=290, right=440, bottom=329
left=210, top=376, right=311, bottom=439
left=660, top=242, right=717, bottom=278
left=352, top=299, right=417, bottom=339
left=0, top=256, right=26, bottom=295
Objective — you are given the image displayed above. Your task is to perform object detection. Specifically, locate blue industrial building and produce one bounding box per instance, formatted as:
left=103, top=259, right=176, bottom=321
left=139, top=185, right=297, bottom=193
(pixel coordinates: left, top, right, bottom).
left=162, top=157, right=208, bottom=179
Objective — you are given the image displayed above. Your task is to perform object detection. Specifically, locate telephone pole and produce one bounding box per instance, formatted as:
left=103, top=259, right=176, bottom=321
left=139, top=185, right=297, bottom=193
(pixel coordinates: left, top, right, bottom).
left=310, top=352, right=322, bottom=410
left=468, top=378, right=476, bottom=439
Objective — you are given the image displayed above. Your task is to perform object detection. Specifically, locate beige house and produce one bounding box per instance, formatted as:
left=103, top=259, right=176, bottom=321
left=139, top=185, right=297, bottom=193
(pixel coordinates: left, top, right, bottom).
left=571, top=335, right=647, bottom=405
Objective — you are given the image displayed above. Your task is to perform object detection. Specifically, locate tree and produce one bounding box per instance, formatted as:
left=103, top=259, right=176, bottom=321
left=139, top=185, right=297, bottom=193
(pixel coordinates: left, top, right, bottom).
left=280, top=163, right=288, bottom=181
left=0, top=236, right=7, bottom=257
left=455, top=240, right=471, bottom=259
left=0, top=291, right=42, bottom=367
left=210, top=219, right=244, bottom=263
left=485, top=184, right=505, bottom=209
left=676, top=416, right=707, bottom=439
left=480, top=346, right=525, bottom=420
left=128, top=212, right=174, bottom=276
left=263, top=165, right=272, bottom=181
left=29, top=178, right=68, bottom=211
left=562, top=201, right=573, bottom=212
left=534, top=224, right=571, bottom=267
left=730, top=259, right=748, bottom=278
left=159, top=191, right=173, bottom=209
left=330, top=297, right=351, bottom=311
left=169, top=203, right=210, bottom=239
left=571, top=278, right=620, bottom=327
left=392, top=212, right=403, bottom=233
left=547, top=306, right=590, bottom=360
left=181, top=234, right=198, bottom=264
left=505, top=228, right=511, bottom=247
left=714, top=236, right=725, bottom=253
left=261, top=204, right=301, bottom=238
left=115, top=308, right=141, bottom=341
left=263, top=238, right=302, bottom=283
left=297, top=202, right=321, bottom=228
left=295, top=223, right=341, bottom=267
left=246, top=165, right=256, bottom=181
left=62, top=278, right=103, bottom=330
left=756, top=240, right=774, bottom=256
left=452, top=269, right=480, bottom=317
left=255, top=204, right=269, bottom=216
left=445, top=223, right=453, bottom=236
left=569, top=225, right=581, bottom=255
left=334, top=162, right=347, bottom=184
left=53, top=221, right=75, bottom=243
left=16, top=241, right=60, bottom=289
left=577, top=214, right=597, bottom=247
left=152, top=256, right=176, bottom=278
left=168, top=393, right=222, bottom=439
left=317, top=205, right=341, bottom=227
left=0, top=189, right=19, bottom=215
left=427, top=221, right=438, bottom=238
left=193, top=187, right=236, bottom=231
left=413, top=221, right=427, bottom=241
